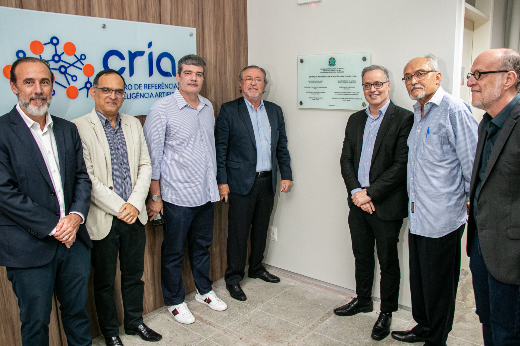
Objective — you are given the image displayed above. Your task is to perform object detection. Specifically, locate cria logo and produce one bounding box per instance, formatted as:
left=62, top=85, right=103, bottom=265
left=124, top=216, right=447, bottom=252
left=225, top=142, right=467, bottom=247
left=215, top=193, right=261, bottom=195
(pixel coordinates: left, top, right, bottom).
left=2, top=36, right=95, bottom=99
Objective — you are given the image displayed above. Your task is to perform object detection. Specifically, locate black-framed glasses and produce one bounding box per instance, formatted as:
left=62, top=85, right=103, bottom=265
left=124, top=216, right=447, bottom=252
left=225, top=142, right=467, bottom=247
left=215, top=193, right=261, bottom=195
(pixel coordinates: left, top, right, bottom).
left=96, top=87, right=125, bottom=98
left=402, top=70, right=436, bottom=84
left=362, top=81, right=389, bottom=90
left=467, top=70, right=509, bottom=80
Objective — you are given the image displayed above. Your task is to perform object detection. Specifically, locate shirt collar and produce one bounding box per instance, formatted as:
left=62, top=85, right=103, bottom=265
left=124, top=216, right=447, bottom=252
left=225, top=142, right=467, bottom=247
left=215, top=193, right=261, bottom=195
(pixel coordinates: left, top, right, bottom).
left=16, top=104, right=52, bottom=132
left=95, top=108, right=121, bottom=128
left=486, top=92, right=520, bottom=130
left=365, top=99, right=390, bottom=120
left=174, top=89, right=209, bottom=110
left=244, top=97, right=264, bottom=111
left=413, top=85, right=445, bottom=110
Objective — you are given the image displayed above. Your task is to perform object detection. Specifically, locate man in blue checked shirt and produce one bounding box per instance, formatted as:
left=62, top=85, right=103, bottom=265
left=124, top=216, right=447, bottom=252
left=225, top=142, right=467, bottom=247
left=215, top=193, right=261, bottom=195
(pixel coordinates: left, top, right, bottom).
left=144, top=55, right=227, bottom=325
left=391, top=55, right=478, bottom=346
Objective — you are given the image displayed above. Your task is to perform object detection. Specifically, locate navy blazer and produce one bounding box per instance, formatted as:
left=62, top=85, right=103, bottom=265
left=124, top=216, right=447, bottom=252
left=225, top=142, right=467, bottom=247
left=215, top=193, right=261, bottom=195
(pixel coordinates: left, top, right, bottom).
left=467, top=98, right=520, bottom=285
left=340, top=101, right=413, bottom=221
left=0, top=107, right=92, bottom=268
left=215, top=97, right=292, bottom=196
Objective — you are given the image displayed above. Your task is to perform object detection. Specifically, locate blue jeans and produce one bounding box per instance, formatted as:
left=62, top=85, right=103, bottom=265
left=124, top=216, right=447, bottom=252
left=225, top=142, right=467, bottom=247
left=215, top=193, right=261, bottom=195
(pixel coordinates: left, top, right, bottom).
left=161, top=201, right=214, bottom=306
left=470, top=232, right=520, bottom=346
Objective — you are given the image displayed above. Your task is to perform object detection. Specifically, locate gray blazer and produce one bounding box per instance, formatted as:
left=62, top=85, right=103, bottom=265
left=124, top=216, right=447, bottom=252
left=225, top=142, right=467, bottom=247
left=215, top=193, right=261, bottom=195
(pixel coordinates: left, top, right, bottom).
left=467, top=98, right=520, bottom=285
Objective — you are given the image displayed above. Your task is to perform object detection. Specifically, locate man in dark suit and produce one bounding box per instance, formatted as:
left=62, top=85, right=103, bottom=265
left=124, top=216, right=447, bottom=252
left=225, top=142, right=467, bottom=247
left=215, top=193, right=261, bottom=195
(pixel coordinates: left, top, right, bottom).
left=215, top=65, right=292, bottom=301
left=0, top=57, right=92, bottom=346
left=467, top=48, right=520, bottom=345
left=337, top=65, right=413, bottom=341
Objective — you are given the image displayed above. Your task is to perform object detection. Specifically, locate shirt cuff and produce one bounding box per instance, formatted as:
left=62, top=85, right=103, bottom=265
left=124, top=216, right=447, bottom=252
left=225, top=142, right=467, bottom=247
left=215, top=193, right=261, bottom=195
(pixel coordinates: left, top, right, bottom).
left=351, top=188, right=362, bottom=195
left=49, top=228, right=56, bottom=236
left=70, top=212, right=85, bottom=224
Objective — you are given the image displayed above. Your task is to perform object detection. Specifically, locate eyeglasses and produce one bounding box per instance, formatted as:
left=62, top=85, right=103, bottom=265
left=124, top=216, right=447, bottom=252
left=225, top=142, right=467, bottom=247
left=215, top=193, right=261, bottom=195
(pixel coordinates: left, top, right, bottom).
left=362, top=81, right=389, bottom=90
left=96, top=87, right=125, bottom=98
left=467, top=70, right=509, bottom=80
left=402, top=70, right=436, bottom=84
left=243, top=77, right=264, bottom=83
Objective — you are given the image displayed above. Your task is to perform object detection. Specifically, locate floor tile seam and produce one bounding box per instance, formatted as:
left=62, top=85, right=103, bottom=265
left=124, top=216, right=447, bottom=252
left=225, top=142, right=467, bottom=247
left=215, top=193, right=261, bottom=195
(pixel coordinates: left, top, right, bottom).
left=246, top=284, right=297, bottom=312
left=309, top=330, right=350, bottom=345
left=253, top=307, right=312, bottom=329
left=156, top=313, right=215, bottom=341
left=448, top=334, right=483, bottom=345
left=222, top=301, right=268, bottom=329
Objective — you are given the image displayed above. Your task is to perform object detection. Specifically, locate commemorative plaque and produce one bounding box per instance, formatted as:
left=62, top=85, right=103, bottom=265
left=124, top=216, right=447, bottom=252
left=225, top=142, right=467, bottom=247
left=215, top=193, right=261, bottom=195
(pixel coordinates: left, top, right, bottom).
left=298, top=53, right=371, bottom=110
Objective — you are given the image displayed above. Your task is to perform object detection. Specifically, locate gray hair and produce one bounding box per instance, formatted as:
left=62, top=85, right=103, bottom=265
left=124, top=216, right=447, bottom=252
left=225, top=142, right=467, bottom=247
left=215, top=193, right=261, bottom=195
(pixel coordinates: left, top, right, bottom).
left=499, top=49, right=520, bottom=92
left=361, top=65, right=390, bottom=82
left=238, top=65, right=269, bottom=85
left=177, top=54, right=206, bottom=75
left=424, top=54, right=440, bottom=72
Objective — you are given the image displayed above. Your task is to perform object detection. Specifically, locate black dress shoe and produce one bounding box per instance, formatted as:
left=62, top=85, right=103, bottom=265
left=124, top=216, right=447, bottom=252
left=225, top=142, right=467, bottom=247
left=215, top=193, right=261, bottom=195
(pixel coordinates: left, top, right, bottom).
left=248, top=271, right=280, bottom=283
left=371, top=312, right=392, bottom=340
left=391, top=330, right=426, bottom=343
left=226, top=283, right=247, bottom=301
left=125, top=323, right=162, bottom=342
left=104, top=336, right=124, bottom=346
left=334, top=297, right=373, bottom=316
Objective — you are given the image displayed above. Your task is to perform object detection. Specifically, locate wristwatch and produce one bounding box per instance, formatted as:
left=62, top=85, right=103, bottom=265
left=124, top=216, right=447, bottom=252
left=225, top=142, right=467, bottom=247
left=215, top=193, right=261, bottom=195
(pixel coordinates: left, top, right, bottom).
left=151, top=194, right=161, bottom=201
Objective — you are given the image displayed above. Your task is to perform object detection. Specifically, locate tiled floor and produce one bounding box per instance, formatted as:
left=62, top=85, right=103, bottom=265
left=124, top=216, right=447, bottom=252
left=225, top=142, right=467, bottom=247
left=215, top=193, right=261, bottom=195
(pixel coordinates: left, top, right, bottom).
left=93, top=267, right=483, bottom=346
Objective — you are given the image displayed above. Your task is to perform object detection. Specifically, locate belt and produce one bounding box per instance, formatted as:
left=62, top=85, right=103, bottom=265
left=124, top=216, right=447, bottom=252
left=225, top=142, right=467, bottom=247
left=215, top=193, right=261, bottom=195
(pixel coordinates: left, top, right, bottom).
left=255, top=171, right=272, bottom=178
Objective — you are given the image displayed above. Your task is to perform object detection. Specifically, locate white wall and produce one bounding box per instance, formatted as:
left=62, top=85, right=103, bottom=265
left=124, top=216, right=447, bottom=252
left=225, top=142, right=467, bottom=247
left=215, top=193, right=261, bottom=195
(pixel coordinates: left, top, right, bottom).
left=491, top=0, right=508, bottom=48
left=248, top=0, right=465, bottom=307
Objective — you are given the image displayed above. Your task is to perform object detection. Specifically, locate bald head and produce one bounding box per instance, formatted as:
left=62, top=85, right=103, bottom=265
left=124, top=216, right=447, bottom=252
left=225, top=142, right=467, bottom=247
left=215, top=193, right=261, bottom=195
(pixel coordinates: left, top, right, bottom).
left=468, top=49, right=520, bottom=115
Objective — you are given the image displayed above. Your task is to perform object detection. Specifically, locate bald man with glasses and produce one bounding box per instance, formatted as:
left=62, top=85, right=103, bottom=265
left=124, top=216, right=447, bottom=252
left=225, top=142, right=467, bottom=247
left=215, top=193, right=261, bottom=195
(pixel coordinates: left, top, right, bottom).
left=391, top=55, right=478, bottom=346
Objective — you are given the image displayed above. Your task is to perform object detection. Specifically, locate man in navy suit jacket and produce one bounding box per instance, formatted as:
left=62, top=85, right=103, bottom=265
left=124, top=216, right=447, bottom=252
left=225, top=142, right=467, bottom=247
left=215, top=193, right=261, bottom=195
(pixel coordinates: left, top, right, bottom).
left=0, top=57, right=92, bottom=346
left=215, top=65, right=292, bottom=301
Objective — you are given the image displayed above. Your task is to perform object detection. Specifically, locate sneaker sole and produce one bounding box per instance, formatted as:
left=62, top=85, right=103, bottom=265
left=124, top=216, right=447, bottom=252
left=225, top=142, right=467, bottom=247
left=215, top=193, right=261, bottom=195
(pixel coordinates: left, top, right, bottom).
left=195, top=296, right=228, bottom=311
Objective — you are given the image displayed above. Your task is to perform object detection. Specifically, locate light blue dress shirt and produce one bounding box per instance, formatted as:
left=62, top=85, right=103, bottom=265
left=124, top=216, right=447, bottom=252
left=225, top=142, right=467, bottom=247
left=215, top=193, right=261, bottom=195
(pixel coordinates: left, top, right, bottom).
left=244, top=98, right=272, bottom=172
left=143, top=90, right=219, bottom=207
left=351, top=99, right=391, bottom=195
left=407, top=86, right=478, bottom=238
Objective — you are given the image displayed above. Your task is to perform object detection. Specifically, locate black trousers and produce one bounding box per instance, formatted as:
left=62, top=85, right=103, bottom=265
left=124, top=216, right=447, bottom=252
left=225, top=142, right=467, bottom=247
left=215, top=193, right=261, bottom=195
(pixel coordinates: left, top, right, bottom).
left=225, top=175, right=275, bottom=285
left=348, top=204, right=403, bottom=313
left=7, top=241, right=91, bottom=346
left=409, top=225, right=464, bottom=346
left=91, top=217, right=146, bottom=337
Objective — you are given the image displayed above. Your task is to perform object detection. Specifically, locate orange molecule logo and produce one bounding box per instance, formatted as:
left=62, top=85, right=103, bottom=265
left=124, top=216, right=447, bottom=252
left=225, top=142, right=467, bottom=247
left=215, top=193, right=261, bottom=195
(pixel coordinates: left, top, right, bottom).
left=66, top=86, right=79, bottom=99
left=2, top=36, right=94, bottom=100
left=2, top=65, right=11, bottom=79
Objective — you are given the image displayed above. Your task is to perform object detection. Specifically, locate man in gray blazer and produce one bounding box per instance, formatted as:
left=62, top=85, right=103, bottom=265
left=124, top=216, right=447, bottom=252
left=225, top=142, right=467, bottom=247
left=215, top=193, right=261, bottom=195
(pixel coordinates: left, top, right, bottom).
left=467, top=48, right=520, bottom=345
left=73, top=69, right=161, bottom=346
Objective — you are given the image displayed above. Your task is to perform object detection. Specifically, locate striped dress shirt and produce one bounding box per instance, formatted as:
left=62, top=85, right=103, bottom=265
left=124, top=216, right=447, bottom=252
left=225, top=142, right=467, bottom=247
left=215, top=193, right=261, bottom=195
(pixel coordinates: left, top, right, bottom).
left=143, top=90, right=219, bottom=207
left=96, top=110, right=132, bottom=202
left=407, top=86, right=478, bottom=238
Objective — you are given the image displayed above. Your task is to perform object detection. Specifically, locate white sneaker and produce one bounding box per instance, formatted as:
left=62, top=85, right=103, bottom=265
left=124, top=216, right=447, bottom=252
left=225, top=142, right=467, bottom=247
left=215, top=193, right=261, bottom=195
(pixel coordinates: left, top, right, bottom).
left=195, top=290, right=228, bottom=311
left=168, top=302, right=195, bottom=324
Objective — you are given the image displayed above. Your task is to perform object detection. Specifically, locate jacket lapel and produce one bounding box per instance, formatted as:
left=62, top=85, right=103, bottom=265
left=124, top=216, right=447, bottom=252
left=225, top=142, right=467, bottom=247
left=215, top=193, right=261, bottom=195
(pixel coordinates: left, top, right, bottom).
left=264, top=101, right=277, bottom=152
left=88, top=109, right=112, bottom=179
left=239, top=98, right=256, bottom=148
left=371, top=102, right=395, bottom=164
left=470, top=123, right=487, bottom=194
left=481, top=114, right=517, bottom=188
left=9, top=108, right=54, bottom=190
left=53, top=120, right=67, bottom=189
left=121, top=115, right=135, bottom=184
left=356, top=113, right=367, bottom=164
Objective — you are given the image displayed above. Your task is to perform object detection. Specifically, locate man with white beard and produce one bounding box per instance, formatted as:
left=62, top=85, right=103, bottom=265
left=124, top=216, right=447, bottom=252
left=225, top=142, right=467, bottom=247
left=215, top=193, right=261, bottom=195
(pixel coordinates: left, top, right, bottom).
left=0, top=57, right=93, bottom=346
left=391, top=55, right=478, bottom=346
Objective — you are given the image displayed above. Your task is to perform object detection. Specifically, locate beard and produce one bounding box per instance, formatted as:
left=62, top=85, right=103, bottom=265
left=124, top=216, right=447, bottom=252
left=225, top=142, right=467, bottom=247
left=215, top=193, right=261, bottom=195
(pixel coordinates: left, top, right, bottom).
left=409, top=85, right=426, bottom=100
left=18, top=94, right=52, bottom=117
left=471, top=78, right=502, bottom=110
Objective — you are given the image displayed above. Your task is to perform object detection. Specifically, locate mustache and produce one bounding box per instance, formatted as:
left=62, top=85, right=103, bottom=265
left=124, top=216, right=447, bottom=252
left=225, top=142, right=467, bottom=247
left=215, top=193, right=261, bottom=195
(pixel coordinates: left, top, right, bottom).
left=410, top=85, right=425, bottom=92
left=30, top=95, right=48, bottom=101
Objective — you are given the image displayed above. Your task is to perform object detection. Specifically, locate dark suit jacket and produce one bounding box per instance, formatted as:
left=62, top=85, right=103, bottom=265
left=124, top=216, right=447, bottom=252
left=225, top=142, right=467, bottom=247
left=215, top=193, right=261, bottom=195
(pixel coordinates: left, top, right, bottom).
left=215, top=97, right=292, bottom=196
left=0, top=107, right=92, bottom=268
left=467, top=98, right=520, bottom=285
left=340, top=101, right=413, bottom=221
